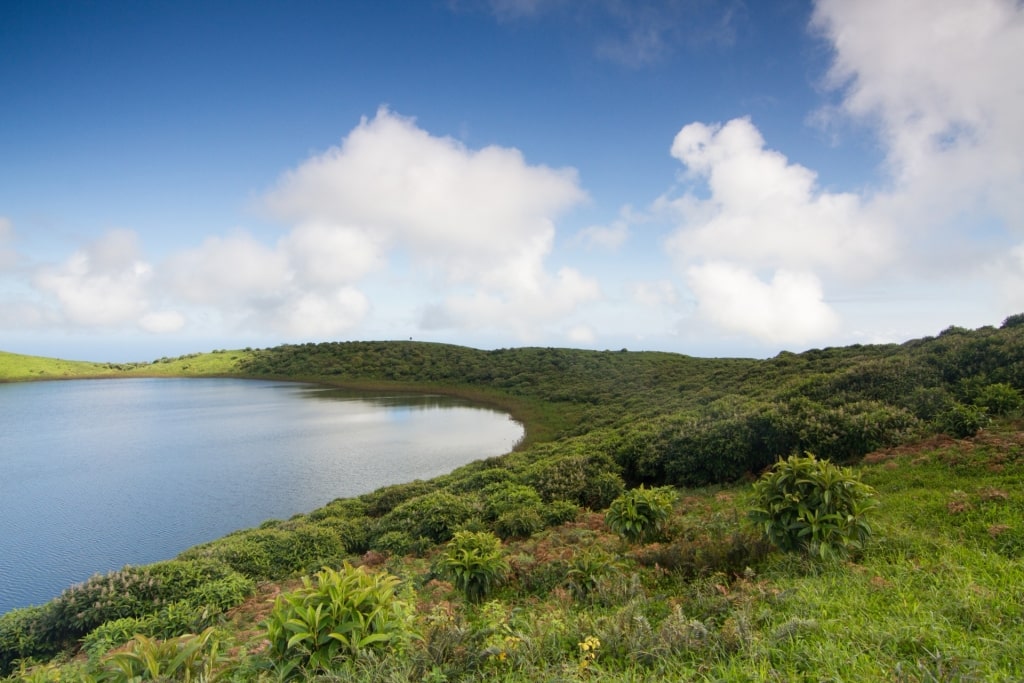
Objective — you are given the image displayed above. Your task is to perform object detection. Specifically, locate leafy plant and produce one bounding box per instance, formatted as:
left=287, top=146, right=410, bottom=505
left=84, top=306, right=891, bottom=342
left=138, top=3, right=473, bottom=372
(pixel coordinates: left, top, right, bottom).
left=264, top=564, right=414, bottom=677
left=975, top=382, right=1023, bottom=416
left=100, top=627, right=224, bottom=682
left=749, top=452, right=877, bottom=560
left=604, top=486, right=676, bottom=544
left=939, top=403, right=989, bottom=438
left=440, top=531, right=509, bottom=603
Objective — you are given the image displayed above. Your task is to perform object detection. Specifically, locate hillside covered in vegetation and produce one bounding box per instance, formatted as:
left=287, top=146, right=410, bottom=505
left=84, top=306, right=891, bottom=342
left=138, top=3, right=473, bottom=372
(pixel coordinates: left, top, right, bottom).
left=2, top=316, right=1024, bottom=681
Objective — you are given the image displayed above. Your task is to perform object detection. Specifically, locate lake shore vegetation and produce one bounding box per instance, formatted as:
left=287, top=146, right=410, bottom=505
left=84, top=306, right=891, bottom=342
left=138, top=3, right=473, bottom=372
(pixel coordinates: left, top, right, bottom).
left=2, top=315, right=1024, bottom=680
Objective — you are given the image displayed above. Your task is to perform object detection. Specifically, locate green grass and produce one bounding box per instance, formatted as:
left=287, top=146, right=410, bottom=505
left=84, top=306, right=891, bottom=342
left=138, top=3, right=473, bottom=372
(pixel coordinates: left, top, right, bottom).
left=0, top=350, right=123, bottom=380
left=0, top=349, right=256, bottom=382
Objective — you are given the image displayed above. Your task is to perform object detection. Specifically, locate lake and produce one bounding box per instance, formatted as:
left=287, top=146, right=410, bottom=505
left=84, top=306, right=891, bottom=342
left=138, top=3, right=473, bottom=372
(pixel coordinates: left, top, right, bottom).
left=0, top=377, right=523, bottom=614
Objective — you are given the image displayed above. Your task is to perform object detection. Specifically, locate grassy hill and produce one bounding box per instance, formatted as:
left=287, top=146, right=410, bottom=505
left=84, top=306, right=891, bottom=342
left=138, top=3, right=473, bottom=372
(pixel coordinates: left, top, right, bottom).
left=0, top=349, right=254, bottom=382
left=2, top=316, right=1024, bottom=681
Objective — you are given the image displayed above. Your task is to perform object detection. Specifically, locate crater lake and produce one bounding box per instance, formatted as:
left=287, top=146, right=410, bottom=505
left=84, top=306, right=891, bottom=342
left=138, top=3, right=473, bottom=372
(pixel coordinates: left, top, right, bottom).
left=0, top=377, right=523, bottom=614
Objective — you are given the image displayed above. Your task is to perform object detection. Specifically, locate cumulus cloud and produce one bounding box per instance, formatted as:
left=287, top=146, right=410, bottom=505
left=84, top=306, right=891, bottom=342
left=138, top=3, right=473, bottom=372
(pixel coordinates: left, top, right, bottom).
left=687, top=262, right=839, bottom=344
left=812, top=0, right=1024, bottom=260
left=665, top=117, right=892, bottom=278
left=33, top=230, right=156, bottom=328
left=260, top=107, right=595, bottom=338
left=660, top=116, right=890, bottom=344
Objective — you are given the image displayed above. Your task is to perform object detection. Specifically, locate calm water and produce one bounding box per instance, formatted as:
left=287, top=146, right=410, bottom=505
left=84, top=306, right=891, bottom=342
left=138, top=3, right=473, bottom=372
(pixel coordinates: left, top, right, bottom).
left=0, top=378, right=523, bottom=613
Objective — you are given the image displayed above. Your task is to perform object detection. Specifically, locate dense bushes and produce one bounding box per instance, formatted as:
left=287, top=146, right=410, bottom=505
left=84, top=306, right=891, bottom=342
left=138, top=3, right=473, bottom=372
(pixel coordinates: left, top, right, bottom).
left=0, top=559, right=251, bottom=676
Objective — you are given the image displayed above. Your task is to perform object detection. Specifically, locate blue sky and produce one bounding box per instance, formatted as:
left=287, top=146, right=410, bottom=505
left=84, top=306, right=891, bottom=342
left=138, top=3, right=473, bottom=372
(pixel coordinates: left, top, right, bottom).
left=2, top=0, right=1022, bottom=361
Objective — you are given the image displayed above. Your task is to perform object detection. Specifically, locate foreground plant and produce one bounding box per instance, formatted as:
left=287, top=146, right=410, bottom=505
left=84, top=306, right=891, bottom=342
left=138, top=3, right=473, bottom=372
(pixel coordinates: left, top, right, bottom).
left=749, top=452, right=877, bottom=560
left=441, top=531, right=509, bottom=603
left=604, top=486, right=676, bottom=544
left=264, top=564, right=414, bottom=678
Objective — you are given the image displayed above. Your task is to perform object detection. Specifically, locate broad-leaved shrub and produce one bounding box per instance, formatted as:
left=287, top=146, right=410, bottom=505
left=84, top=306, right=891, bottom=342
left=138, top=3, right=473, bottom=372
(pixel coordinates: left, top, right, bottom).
left=605, top=486, right=676, bottom=544
left=440, top=531, right=509, bottom=603
left=264, top=564, right=414, bottom=678
left=749, top=453, right=877, bottom=560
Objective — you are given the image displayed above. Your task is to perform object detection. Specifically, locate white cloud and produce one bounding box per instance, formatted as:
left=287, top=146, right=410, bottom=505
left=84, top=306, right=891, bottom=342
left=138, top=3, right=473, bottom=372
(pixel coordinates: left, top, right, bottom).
left=33, top=230, right=154, bottom=328
left=574, top=220, right=629, bottom=250
left=165, top=232, right=291, bottom=307
left=162, top=231, right=369, bottom=337
left=812, top=0, right=1024, bottom=259
left=630, top=279, right=678, bottom=308
left=140, top=311, right=186, bottom=334
left=567, top=324, right=596, bottom=344
left=665, top=117, right=892, bottom=278
left=263, top=107, right=595, bottom=339
left=687, top=262, right=839, bottom=345
left=988, top=243, right=1024, bottom=313
left=0, top=217, right=16, bottom=270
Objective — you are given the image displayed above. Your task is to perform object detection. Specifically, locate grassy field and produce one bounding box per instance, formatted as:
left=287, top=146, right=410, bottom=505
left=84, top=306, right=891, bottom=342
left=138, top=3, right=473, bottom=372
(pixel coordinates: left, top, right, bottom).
left=0, top=349, right=255, bottom=381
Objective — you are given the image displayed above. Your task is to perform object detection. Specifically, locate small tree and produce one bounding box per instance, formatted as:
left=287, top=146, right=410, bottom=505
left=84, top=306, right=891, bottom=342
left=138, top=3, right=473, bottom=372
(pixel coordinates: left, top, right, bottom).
left=749, top=453, right=877, bottom=561
left=604, top=485, right=676, bottom=544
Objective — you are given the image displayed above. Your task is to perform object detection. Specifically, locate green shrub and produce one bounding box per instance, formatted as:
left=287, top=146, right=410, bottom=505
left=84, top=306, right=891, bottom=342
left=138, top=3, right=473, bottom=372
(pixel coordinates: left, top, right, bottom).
left=749, top=453, right=877, bottom=560
left=0, top=604, right=58, bottom=676
left=80, top=604, right=217, bottom=660
left=544, top=499, right=581, bottom=526
left=440, top=531, right=509, bottom=603
left=938, top=403, right=989, bottom=438
left=494, top=507, right=545, bottom=540
left=605, top=486, right=676, bottom=544
left=482, top=482, right=543, bottom=520
left=974, top=383, right=1023, bottom=416
left=581, top=470, right=626, bottom=510
left=264, top=564, right=414, bottom=678
left=372, top=530, right=414, bottom=556
left=380, top=491, right=476, bottom=543
left=179, top=533, right=271, bottom=578
left=361, top=480, right=439, bottom=517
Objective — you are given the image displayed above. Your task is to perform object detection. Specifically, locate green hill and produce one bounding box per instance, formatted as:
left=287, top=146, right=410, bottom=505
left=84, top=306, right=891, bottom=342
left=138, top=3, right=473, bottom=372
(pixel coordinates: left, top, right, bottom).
left=2, top=315, right=1024, bottom=681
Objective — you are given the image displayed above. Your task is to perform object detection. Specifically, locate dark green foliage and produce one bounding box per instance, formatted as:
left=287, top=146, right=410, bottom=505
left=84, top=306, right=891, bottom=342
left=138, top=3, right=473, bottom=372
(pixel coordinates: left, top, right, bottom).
left=361, top=479, right=440, bottom=517
left=440, top=531, right=509, bottom=603
left=605, top=486, right=676, bottom=543
left=749, top=453, right=877, bottom=560
left=181, top=521, right=348, bottom=580
left=494, top=507, right=545, bottom=540
left=974, top=382, right=1023, bottom=416
left=939, top=403, right=990, bottom=438
left=544, top=499, right=581, bottom=525
left=0, top=605, right=58, bottom=675
left=39, top=560, right=246, bottom=645
left=380, top=491, right=476, bottom=543
left=0, top=560, right=251, bottom=674
left=1002, top=313, right=1024, bottom=328
left=372, top=530, right=415, bottom=556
